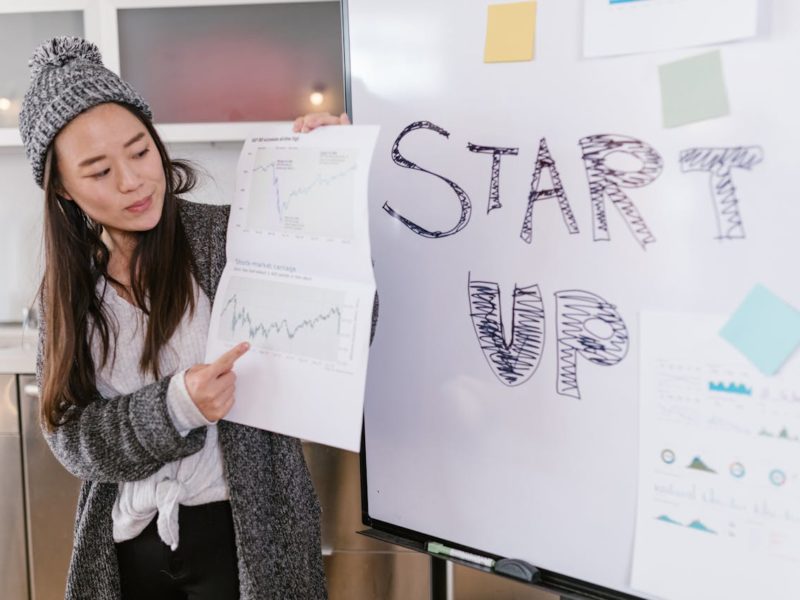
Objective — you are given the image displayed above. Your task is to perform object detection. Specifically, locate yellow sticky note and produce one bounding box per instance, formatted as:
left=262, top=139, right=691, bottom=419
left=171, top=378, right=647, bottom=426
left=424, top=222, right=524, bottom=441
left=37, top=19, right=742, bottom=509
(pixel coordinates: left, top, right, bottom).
left=484, top=2, right=537, bottom=63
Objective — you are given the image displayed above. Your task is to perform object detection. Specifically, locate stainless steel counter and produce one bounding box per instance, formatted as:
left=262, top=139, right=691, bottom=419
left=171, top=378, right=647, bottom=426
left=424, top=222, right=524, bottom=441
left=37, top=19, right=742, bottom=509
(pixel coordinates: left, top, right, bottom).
left=19, top=373, right=81, bottom=599
left=0, top=374, right=29, bottom=600
left=0, top=371, right=81, bottom=600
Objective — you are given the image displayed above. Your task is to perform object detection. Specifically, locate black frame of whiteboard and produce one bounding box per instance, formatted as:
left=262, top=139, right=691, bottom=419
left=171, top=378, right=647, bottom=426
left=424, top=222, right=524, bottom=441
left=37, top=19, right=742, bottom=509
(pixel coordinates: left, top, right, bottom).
left=340, top=2, right=642, bottom=598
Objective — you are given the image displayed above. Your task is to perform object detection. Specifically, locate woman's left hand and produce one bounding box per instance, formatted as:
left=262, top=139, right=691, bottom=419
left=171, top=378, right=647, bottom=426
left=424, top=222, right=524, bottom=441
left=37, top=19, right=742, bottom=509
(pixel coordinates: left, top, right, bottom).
left=292, top=112, right=351, bottom=133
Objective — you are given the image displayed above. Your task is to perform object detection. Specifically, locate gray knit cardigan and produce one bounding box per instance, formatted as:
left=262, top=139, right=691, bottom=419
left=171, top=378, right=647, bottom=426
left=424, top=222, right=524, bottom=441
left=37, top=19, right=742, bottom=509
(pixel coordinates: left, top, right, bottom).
left=35, top=199, right=328, bottom=599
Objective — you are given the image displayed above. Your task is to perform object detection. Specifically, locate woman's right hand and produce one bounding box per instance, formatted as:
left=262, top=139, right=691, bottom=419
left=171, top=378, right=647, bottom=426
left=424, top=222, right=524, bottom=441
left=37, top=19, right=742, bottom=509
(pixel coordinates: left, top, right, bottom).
left=184, top=342, right=250, bottom=421
left=292, top=111, right=351, bottom=133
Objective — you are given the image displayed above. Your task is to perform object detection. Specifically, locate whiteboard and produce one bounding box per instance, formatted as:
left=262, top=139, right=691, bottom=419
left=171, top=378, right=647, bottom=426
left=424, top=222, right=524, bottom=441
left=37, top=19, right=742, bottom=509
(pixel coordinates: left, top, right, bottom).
left=350, top=0, right=800, bottom=596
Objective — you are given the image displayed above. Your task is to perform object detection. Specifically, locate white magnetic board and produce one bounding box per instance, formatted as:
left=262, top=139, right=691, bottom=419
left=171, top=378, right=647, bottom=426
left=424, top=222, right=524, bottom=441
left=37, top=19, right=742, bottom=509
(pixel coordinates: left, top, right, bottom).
left=350, top=0, right=799, bottom=596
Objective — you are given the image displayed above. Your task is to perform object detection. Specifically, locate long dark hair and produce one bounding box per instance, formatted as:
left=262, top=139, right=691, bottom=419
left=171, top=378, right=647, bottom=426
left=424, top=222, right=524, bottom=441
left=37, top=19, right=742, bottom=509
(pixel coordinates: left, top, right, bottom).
left=40, top=102, right=198, bottom=431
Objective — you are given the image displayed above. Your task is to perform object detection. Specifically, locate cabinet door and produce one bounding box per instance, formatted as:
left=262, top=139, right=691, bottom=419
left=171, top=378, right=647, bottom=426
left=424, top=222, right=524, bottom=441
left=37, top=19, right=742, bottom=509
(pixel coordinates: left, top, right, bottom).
left=0, top=9, right=84, bottom=129
left=116, top=2, right=345, bottom=123
left=0, top=375, right=28, bottom=600
left=19, top=375, right=82, bottom=600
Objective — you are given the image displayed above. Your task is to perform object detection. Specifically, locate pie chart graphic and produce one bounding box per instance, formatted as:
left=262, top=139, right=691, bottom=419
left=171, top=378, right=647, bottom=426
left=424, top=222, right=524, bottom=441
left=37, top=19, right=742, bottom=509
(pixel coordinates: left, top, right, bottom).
left=769, top=469, right=787, bottom=487
left=730, top=462, right=746, bottom=479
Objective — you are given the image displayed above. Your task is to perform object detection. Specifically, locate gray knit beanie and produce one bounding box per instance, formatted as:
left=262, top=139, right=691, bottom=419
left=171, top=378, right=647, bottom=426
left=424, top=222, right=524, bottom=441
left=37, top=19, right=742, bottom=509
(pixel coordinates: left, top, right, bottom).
left=19, top=36, right=153, bottom=188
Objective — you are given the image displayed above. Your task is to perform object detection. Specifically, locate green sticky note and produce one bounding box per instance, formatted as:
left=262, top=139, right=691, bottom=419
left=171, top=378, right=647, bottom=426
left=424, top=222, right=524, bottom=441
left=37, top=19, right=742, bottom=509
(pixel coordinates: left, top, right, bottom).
left=659, top=50, right=730, bottom=128
left=484, top=2, right=537, bottom=63
left=720, top=285, right=800, bottom=376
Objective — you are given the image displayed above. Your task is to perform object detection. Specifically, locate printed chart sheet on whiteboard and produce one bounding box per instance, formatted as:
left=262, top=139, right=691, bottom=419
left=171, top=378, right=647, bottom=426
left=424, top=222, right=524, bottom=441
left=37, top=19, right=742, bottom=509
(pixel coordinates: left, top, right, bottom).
left=633, top=311, right=800, bottom=600
left=205, top=125, right=379, bottom=452
left=583, top=0, right=759, bottom=58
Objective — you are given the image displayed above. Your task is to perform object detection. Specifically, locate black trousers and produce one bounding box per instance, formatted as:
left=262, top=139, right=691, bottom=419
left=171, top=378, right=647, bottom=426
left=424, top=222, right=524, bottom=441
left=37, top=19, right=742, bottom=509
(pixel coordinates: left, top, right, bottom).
left=116, top=501, right=240, bottom=600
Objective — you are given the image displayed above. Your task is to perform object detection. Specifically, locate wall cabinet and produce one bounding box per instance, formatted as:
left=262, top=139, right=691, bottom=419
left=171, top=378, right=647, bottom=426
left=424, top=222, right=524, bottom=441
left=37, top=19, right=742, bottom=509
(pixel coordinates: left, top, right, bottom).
left=0, top=0, right=344, bottom=145
left=0, top=1, right=89, bottom=141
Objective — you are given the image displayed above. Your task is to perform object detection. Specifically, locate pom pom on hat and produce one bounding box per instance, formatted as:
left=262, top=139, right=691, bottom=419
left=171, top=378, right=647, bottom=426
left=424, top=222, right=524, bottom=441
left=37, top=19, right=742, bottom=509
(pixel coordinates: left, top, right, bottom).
left=29, top=36, right=103, bottom=80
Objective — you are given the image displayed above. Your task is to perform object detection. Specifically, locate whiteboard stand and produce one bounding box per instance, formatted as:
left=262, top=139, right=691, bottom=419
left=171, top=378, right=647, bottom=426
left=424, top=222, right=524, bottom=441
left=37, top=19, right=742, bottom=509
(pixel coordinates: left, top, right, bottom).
left=359, top=528, right=637, bottom=600
left=430, top=556, right=448, bottom=600
left=357, top=528, right=452, bottom=597
left=360, top=528, right=607, bottom=600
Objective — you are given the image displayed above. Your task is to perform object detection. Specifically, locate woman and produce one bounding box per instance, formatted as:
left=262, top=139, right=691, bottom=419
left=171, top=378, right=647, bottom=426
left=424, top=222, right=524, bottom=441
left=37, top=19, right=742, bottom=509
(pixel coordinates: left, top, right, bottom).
left=22, top=37, right=349, bottom=599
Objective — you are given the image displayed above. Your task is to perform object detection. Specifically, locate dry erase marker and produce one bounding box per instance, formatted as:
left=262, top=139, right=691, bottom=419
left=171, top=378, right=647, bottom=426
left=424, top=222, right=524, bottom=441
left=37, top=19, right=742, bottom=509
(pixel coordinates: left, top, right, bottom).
left=427, top=542, right=496, bottom=568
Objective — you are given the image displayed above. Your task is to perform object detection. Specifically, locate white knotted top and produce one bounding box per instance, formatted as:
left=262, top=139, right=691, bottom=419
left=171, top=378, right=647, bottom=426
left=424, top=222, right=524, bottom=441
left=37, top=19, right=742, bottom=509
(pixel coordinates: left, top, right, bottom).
left=89, top=276, right=228, bottom=550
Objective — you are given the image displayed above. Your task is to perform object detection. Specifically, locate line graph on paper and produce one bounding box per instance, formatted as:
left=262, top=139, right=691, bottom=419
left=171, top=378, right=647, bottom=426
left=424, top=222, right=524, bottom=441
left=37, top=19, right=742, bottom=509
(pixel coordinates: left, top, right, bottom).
left=244, top=147, right=359, bottom=239
left=217, top=276, right=359, bottom=364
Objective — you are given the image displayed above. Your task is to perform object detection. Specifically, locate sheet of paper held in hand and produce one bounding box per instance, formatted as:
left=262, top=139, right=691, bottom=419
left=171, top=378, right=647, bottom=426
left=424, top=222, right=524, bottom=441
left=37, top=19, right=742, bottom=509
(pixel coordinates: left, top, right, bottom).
left=632, top=311, right=800, bottom=600
left=205, top=125, right=379, bottom=452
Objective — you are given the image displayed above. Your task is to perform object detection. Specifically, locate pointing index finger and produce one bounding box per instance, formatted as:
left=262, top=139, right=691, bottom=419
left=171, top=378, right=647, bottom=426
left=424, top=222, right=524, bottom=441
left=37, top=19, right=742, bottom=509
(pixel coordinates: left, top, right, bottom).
left=210, top=342, right=250, bottom=376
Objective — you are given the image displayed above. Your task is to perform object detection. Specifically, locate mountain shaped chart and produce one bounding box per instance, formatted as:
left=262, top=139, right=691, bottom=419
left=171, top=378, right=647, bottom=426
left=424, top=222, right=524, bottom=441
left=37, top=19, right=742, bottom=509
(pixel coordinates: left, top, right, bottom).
left=656, top=515, right=717, bottom=534
left=687, top=456, right=717, bottom=473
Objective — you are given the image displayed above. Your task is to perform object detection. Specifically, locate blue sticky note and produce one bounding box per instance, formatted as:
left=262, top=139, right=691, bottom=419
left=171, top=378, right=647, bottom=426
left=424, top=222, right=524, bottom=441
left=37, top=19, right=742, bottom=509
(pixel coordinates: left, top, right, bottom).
left=720, top=285, right=800, bottom=375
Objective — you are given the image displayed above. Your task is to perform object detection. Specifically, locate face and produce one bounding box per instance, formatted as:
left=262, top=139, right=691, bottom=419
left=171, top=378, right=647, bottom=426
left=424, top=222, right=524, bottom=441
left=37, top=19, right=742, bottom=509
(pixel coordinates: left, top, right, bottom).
left=54, top=103, right=166, bottom=243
